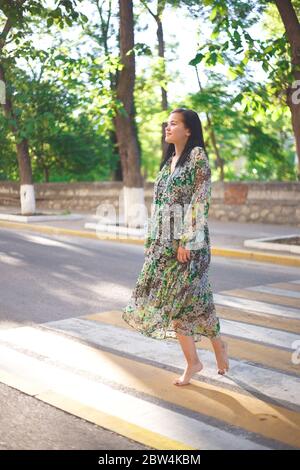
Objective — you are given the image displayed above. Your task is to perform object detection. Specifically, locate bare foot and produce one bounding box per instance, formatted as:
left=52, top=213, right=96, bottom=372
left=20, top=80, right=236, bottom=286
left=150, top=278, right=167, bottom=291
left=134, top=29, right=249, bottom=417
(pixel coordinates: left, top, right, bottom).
left=216, top=341, right=229, bottom=375
left=173, top=361, right=203, bottom=386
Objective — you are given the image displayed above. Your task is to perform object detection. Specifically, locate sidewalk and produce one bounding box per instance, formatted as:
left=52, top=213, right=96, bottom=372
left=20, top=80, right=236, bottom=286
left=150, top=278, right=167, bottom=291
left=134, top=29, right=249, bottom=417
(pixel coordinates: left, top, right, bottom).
left=0, top=206, right=299, bottom=266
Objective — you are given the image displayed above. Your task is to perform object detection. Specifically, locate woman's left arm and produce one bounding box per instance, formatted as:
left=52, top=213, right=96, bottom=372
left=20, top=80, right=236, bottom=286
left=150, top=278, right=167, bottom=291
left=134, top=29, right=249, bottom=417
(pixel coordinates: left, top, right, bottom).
left=178, top=146, right=211, bottom=251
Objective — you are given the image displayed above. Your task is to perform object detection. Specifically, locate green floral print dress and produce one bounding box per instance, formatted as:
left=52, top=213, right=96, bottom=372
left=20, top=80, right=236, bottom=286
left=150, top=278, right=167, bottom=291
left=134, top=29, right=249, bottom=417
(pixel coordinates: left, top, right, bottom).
left=122, top=145, right=221, bottom=342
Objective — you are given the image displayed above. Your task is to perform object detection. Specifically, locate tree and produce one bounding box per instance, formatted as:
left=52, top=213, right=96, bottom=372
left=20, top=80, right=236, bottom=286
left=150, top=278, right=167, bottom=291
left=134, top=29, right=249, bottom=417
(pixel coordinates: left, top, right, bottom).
left=83, top=0, right=123, bottom=181
left=115, top=0, right=144, bottom=228
left=139, top=0, right=201, bottom=162
left=274, top=0, right=300, bottom=179
left=189, top=0, right=300, bottom=179
left=194, top=67, right=224, bottom=180
left=0, top=0, right=86, bottom=213
left=187, top=72, right=296, bottom=181
left=0, top=3, right=35, bottom=214
left=140, top=0, right=169, bottom=160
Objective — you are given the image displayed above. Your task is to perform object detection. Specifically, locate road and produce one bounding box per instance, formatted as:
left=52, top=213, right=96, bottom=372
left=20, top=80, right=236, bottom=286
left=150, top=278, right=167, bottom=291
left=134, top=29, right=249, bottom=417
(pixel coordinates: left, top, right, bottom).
left=0, top=227, right=299, bottom=450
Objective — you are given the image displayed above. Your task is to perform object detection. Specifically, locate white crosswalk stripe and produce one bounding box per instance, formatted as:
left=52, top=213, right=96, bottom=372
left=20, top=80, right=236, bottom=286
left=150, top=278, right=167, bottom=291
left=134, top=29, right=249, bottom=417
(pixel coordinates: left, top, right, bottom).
left=0, top=279, right=299, bottom=449
left=219, top=318, right=298, bottom=350
left=42, top=318, right=300, bottom=407
left=214, top=293, right=300, bottom=319
left=247, top=285, right=300, bottom=299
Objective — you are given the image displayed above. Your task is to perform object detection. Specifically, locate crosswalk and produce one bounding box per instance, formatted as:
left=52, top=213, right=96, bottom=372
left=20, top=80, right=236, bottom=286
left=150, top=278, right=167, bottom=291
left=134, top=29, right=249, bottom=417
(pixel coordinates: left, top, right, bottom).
left=0, top=279, right=299, bottom=449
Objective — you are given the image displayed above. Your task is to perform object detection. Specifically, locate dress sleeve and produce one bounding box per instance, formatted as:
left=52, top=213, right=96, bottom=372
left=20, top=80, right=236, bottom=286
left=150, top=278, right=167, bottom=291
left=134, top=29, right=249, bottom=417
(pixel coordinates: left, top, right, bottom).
left=178, top=146, right=212, bottom=251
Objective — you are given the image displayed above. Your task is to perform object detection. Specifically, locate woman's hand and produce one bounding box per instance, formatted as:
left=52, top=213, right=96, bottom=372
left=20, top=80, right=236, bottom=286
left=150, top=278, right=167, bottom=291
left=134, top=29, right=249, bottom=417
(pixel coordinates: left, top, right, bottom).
left=177, top=246, right=191, bottom=263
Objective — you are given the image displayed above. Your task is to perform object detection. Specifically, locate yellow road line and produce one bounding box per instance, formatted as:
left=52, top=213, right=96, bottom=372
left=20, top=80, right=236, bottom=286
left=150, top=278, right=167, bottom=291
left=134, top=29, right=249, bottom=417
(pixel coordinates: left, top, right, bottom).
left=0, top=369, right=194, bottom=450
left=215, top=305, right=300, bottom=334
left=34, top=336, right=300, bottom=448
left=270, top=282, right=300, bottom=293
left=211, top=247, right=300, bottom=267
left=222, top=288, right=300, bottom=309
left=36, top=391, right=195, bottom=450
left=0, top=221, right=142, bottom=245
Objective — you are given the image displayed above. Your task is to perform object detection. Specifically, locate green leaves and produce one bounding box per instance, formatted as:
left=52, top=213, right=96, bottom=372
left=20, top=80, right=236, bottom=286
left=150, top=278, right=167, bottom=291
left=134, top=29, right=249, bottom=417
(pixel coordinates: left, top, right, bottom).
left=46, top=17, right=54, bottom=28
left=189, top=52, right=205, bottom=66
left=133, top=43, right=153, bottom=57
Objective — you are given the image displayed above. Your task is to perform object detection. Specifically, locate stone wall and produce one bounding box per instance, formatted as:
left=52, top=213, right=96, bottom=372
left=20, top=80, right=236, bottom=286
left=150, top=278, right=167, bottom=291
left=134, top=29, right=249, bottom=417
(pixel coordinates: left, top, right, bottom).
left=0, top=180, right=299, bottom=225
left=209, top=181, right=300, bottom=225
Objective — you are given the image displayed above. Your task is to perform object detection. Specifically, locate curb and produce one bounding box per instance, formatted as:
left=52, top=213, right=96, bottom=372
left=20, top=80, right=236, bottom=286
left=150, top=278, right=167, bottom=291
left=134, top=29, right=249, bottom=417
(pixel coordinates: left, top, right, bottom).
left=1, top=220, right=299, bottom=267
left=211, top=247, right=300, bottom=268
left=0, top=220, right=143, bottom=246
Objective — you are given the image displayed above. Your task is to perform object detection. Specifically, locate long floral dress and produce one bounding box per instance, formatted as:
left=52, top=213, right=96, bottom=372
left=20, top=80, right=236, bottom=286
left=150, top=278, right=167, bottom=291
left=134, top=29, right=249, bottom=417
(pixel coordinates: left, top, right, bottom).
left=122, top=145, right=220, bottom=342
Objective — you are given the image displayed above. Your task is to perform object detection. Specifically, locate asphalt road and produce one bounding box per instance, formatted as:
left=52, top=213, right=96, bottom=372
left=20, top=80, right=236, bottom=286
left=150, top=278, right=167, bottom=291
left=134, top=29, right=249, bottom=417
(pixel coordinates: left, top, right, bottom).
left=0, top=226, right=299, bottom=450
left=1, top=227, right=299, bottom=326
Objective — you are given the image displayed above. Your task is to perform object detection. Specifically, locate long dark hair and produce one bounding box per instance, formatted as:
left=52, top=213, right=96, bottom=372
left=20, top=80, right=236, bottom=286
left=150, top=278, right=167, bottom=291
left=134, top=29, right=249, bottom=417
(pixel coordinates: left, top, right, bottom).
left=160, top=108, right=207, bottom=171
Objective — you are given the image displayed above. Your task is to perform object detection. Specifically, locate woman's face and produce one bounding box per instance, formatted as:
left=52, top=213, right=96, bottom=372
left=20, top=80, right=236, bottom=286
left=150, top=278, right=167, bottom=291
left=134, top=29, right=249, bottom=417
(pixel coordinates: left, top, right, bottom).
left=165, top=112, right=191, bottom=145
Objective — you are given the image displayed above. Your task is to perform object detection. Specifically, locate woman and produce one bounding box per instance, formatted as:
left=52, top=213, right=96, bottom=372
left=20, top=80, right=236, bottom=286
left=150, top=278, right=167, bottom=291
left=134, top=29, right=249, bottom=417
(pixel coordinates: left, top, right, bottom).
left=122, top=108, right=229, bottom=386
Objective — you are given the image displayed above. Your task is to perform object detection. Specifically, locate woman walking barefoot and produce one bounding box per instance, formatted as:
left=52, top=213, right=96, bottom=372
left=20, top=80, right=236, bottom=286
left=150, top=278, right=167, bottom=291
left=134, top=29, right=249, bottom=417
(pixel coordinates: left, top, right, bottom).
left=122, top=108, right=229, bottom=386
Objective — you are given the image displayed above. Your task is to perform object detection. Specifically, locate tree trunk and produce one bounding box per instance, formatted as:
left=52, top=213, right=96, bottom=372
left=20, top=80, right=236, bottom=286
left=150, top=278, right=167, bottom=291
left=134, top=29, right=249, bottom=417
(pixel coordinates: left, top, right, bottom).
left=0, top=63, right=36, bottom=214
left=111, top=126, right=123, bottom=181
left=115, top=0, right=145, bottom=228
left=157, top=16, right=168, bottom=112
left=157, top=16, right=169, bottom=162
left=275, top=0, right=300, bottom=179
